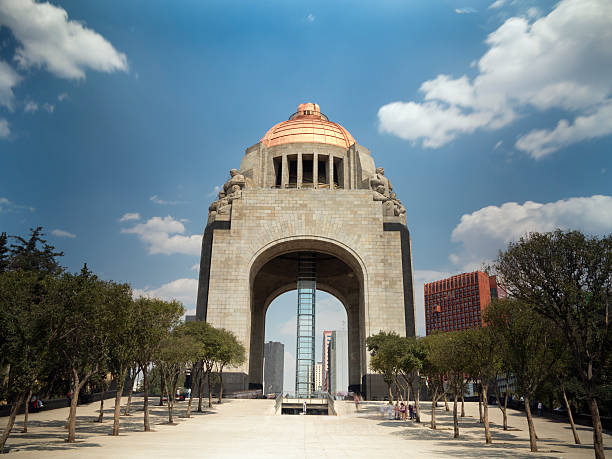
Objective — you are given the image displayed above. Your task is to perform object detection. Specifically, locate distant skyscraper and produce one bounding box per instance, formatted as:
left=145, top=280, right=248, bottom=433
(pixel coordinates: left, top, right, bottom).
left=314, top=362, right=323, bottom=391
left=328, top=331, right=348, bottom=395
left=321, top=330, right=333, bottom=391
left=263, top=341, right=284, bottom=395
left=424, top=271, right=507, bottom=335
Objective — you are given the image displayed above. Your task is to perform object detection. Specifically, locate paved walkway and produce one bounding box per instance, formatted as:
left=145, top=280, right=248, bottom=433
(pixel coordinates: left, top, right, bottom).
left=3, top=397, right=610, bottom=458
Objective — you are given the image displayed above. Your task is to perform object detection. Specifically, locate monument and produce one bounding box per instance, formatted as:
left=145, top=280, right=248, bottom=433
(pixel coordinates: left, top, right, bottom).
left=196, top=103, right=415, bottom=399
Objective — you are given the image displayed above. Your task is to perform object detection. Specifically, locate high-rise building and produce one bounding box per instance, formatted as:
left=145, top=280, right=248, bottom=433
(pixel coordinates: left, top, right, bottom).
left=321, top=330, right=333, bottom=391
left=263, top=341, right=284, bottom=395
left=314, top=362, right=323, bottom=391
left=328, top=331, right=348, bottom=395
left=424, top=271, right=507, bottom=335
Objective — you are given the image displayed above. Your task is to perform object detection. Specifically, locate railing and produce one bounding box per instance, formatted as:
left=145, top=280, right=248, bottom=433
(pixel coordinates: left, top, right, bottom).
left=325, top=392, right=337, bottom=416
left=275, top=393, right=283, bottom=414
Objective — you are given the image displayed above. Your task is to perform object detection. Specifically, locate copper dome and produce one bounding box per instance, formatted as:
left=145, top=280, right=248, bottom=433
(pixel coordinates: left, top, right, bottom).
left=260, top=103, right=356, bottom=148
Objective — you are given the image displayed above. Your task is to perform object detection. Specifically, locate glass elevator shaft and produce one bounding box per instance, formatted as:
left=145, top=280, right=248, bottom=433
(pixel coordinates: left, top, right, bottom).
left=295, top=252, right=316, bottom=397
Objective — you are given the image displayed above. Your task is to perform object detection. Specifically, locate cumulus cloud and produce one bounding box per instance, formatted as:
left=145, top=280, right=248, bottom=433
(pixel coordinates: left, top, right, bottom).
left=0, top=61, right=21, bottom=109
left=119, top=212, right=140, bottom=222
left=488, top=0, right=506, bottom=8
left=307, top=13, right=315, bottom=22
left=121, top=215, right=201, bottom=255
left=57, top=92, right=68, bottom=102
left=0, top=196, right=34, bottom=212
left=51, top=229, right=76, bottom=238
left=516, top=101, right=612, bottom=158
left=0, top=119, right=9, bottom=138
left=150, top=195, right=181, bottom=205
left=0, top=0, right=128, bottom=80
left=42, top=102, right=54, bottom=113
left=133, top=278, right=198, bottom=308
left=24, top=100, right=38, bottom=113
left=455, top=8, right=477, bottom=14
left=450, top=195, right=612, bottom=269
left=378, top=0, right=612, bottom=156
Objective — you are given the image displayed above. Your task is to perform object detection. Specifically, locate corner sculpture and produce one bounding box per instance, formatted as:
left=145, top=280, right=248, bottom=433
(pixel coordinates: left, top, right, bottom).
left=196, top=103, right=416, bottom=400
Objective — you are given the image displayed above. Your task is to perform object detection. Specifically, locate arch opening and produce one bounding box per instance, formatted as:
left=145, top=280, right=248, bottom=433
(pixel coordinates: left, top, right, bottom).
left=248, top=242, right=366, bottom=394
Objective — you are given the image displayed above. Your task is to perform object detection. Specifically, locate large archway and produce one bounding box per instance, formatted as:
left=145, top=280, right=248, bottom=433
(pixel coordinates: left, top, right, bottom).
left=247, top=238, right=367, bottom=393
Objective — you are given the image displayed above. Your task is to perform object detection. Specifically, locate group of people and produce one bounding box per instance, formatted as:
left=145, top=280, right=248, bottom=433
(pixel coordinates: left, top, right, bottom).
left=381, top=401, right=415, bottom=421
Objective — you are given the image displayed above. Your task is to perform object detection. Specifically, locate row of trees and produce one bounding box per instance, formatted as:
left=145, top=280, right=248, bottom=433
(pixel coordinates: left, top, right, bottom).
left=368, top=230, right=610, bottom=459
left=0, top=228, right=245, bottom=453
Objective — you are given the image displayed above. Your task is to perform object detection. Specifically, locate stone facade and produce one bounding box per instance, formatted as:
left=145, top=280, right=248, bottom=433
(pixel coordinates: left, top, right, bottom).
left=196, top=104, right=415, bottom=399
left=263, top=341, right=284, bottom=396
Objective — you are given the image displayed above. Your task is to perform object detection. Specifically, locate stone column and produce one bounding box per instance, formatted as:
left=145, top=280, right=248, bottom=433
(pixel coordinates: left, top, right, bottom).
left=313, top=153, right=318, bottom=188
left=281, top=154, right=288, bottom=188
left=297, top=152, right=303, bottom=188
left=328, top=155, right=334, bottom=189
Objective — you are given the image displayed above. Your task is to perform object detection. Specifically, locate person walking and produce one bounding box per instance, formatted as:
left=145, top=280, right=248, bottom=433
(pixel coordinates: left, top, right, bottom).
left=537, top=401, right=543, bottom=416
left=394, top=401, right=400, bottom=420
left=387, top=401, right=394, bottom=420
left=409, top=403, right=414, bottom=420
left=400, top=402, right=406, bottom=421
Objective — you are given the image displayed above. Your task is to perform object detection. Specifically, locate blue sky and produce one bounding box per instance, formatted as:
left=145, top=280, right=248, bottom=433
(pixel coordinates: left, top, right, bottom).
left=1, top=0, right=611, bottom=391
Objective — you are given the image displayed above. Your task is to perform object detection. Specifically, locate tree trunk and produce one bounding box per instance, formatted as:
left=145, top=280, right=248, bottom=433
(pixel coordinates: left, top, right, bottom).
left=482, top=384, right=492, bottom=444
left=123, top=367, right=139, bottom=416
left=453, top=393, right=459, bottom=438
left=112, top=371, right=126, bottom=436
left=96, top=388, right=105, bottom=422
left=143, top=367, right=151, bottom=432
left=197, top=368, right=204, bottom=412
left=502, top=389, right=508, bottom=430
left=478, top=391, right=483, bottom=423
left=186, top=366, right=198, bottom=418
left=415, top=384, right=421, bottom=423
left=460, top=393, right=465, bottom=417
left=164, top=372, right=173, bottom=424
left=524, top=395, right=537, bottom=452
left=431, top=391, right=438, bottom=430
left=444, top=394, right=449, bottom=411
left=0, top=392, right=26, bottom=453
left=159, top=372, right=165, bottom=406
left=587, top=394, right=605, bottom=459
left=388, top=385, right=393, bottom=403
left=207, top=371, right=213, bottom=408
left=22, top=388, right=32, bottom=433
left=67, top=374, right=81, bottom=443
left=218, top=370, right=224, bottom=404
left=561, top=386, right=580, bottom=444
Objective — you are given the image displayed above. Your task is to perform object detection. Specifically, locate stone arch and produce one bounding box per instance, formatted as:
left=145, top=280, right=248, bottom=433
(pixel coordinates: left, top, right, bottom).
left=246, top=237, right=368, bottom=393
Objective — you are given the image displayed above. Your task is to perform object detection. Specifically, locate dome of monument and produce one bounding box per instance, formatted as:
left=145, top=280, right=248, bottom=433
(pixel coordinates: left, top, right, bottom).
left=260, top=103, right=356, bottom=149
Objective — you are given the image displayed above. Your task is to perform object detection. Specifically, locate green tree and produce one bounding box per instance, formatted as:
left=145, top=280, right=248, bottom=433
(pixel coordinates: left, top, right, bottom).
left=214, top=328, right=246, bottom=403
left=0, top=232, right=9, bottom=273
left=132, top=297, right=184, bottom=431
left=0, top=271, right=59, bottom=453
left=463, top=326, right=500, bottom=444
left=496, top=230, right=611, bottom=459
left=182, top=321, right=218, bottom=413
left=8, top=227, right=63, bottom=275
left=441, top=331, right=470, bottom=438
left=485, top=298, right=564, bottom=452
left=155, top=326, right=200, bottom=423
left=420, top=332, right=449, bottom=430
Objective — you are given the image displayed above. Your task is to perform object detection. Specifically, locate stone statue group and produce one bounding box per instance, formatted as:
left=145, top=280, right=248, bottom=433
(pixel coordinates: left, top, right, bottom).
left=369, top=167, right=406, bottom=217
left=208, top=166, right=406, bottom=221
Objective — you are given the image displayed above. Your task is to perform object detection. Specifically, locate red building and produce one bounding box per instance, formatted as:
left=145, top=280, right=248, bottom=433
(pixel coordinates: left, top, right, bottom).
left=424, top=271, right=507, bottom=335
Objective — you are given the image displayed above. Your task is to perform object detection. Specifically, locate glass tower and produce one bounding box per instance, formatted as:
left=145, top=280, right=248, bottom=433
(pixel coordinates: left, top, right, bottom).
left=295, top=252, right=316, bottom=397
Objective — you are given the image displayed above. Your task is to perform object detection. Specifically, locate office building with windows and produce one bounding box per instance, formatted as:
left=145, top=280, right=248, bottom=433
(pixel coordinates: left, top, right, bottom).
left=424, top=271, right=506, bottom=334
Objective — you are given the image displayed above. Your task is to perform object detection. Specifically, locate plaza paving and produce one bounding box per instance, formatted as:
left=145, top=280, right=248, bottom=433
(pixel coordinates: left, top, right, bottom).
left=3, top=397, right=610, bottom=458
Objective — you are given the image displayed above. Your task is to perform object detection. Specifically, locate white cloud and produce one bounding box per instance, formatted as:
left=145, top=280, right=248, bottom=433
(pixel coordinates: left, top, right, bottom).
left=378, top=0, right=612, bottom=156
left=488, top=0, right=506, bottom=9
left=494, top=140, right=503, bottom=149
left=24, top=100, right=38, bottom=113
left=51, top=229, right=76, bottom=238
left=0, top=119, right=9, bottom=138
left=133, top=278, right=198, bottom=308
left=455, top=8, right=477, bottom=14
left=42, top=102, right=54, bottom=113
left=57, top=92, right=68, bottom=102
left=516, top=101, right=612, bottom=158
left=0, top=61, right=21, bottom=109
left=450, top=195, right=612, bottom=269
left=0, top=196, right=34, bottom=212
left=119, top=212, right=140, bottom=222
left=191, top=263, right=200, bottom=272
left=0, top=0, right=128, bottom=80
left=307, top=13, right=315, bottom=22
left=150, top=195, right=181, bottom=205
left=121, top=215, right=202, bottom=255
